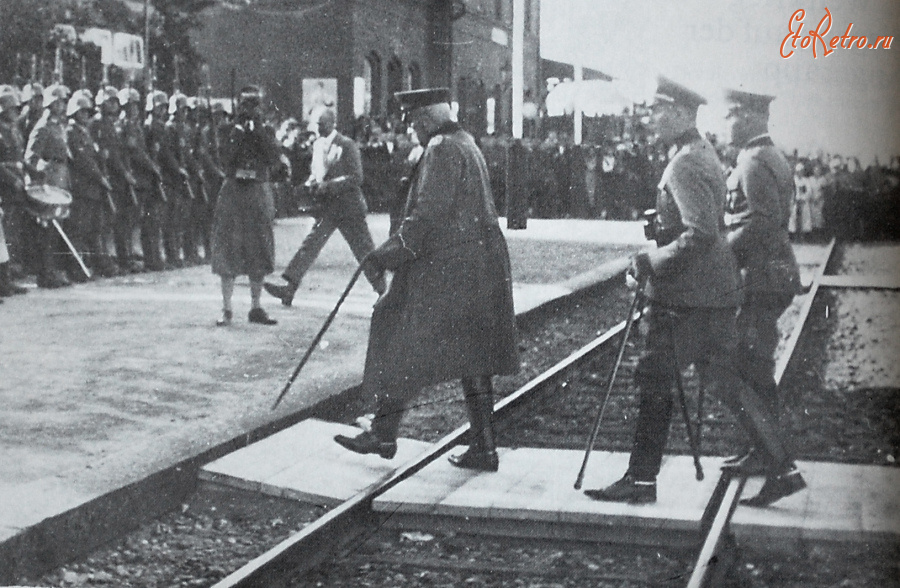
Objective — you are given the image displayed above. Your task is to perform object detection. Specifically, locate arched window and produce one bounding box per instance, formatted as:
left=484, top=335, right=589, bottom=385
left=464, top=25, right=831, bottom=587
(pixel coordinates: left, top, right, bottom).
left=386, top=55, right=403, bottom=118
left=406, top=62, right=422, bottom=90
left=366, top=51, right=382, bottom=116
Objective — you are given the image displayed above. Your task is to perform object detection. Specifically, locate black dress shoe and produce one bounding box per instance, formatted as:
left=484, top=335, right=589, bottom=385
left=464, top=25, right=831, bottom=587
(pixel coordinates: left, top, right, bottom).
left=448, top=447, right=499, bottom=472
left=216, top=309, right=233, bottom=327
left=721, top=448, right=769, bottom=476
left=334, top=431, right=397, bottom=459
left=740, top=467, right=807, bottom=507
left=584, top=473, right=657, bottom=504
left=248, top=307, right=277, bottom=325
left=264, top=281, right=295, bottom=307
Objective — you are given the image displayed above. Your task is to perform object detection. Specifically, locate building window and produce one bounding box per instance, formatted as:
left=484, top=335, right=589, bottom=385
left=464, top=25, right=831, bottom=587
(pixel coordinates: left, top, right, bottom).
left=365, top=51, right=381, bottom=116
left=387, top=55, right=403, bottom=119
left=406, top=62, right=422, bottom=90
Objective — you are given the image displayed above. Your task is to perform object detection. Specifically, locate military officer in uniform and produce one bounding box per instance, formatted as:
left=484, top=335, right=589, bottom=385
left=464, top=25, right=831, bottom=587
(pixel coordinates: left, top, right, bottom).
left=334, top=88, right=519, bottom=472
left=18, top=82, right=44, bottom=141
left=67, top=89, right=115, bottom=279
left=160, top=92, right=192, bottom=267
left=583, top=77, right=805, bottom=507
left=93, top=86, right=137, bottom=273
left=24, top=83, right=72, bottom=288
left=719, top=89, right=804, bottom=478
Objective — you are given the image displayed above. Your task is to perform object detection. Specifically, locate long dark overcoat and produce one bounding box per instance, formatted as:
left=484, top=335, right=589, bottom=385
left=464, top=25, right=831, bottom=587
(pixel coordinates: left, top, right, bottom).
left=363, top=124, right=519, bottom=393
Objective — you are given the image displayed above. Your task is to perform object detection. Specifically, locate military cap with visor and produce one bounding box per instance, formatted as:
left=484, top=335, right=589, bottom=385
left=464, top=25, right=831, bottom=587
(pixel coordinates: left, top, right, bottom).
left=394, top=87, right=450, bottom=121
left=652, top=76, right=707, bottom=111
left=724, top=88, right=775, bottom=116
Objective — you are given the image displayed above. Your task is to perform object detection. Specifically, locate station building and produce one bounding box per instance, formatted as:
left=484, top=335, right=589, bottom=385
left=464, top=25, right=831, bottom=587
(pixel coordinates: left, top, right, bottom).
left=191, top=0, right=541, bottom=135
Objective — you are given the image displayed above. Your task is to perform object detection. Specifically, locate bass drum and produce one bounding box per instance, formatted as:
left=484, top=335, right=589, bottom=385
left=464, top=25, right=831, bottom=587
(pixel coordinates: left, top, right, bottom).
left=25, top=184, right=72, bottom=223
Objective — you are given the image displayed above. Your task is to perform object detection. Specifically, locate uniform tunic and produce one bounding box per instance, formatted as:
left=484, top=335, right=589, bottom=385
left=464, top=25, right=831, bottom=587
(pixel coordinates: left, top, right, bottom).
left=210, top=121, right=280, bottom=279
left=363, top=123, right=519, bottom=400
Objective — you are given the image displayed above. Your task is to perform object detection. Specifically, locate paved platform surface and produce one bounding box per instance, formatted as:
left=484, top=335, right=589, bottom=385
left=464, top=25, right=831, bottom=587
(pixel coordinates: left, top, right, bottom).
left=0, top=215, right=645, bottom=573
left=200, top=419, right=900, bottom=547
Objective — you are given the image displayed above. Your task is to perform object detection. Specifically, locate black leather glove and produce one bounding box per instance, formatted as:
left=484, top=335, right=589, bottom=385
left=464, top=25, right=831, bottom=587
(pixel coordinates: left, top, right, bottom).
left=628, top=251, right=653, bottom=287
left=366, top=236, right=415, bottom=272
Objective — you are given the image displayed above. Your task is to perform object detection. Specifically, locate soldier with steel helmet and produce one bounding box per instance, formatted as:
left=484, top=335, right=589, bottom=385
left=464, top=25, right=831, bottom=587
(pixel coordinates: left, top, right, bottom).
left=583, top=76, right=805, bottom=507
left=24, top=83, right=72, bottom=288
left=18, top=82, right=44, bottom=141
left=182, top=95, right=210, bottom=265
left=159, top=91, right=193, bottom=267
left=67, top=89, right=116, bottom=280
left=144, top=89, right=171, bottom=269
left=0, top=84, right=30, bottom=298
left=209, top=85, right=281, bottom=326
left=93, top=85, right=138, bottom=273
left=194, top=96, right=227, bottom=262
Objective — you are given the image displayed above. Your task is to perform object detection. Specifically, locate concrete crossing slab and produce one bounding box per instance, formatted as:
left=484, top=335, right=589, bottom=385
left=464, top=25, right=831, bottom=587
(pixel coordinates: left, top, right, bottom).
left=199, top=419, right=429, bottom=505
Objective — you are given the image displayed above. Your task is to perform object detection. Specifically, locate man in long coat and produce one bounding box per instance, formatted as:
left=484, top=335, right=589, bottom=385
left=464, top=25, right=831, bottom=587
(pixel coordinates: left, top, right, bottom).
left=584, top=77, right=805, bottom=507
left=334, top=88, right=519, bottom=472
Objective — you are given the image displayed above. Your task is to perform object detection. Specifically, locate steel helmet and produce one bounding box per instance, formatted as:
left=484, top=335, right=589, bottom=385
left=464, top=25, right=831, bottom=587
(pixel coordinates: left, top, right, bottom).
left=95, top=86, right=121, bottom=107
left=0, top=85, right=21, bottom=114
left=66, top=90, right=94, bottom=118
left=145, top=90, right=168, bottom=112
left=168, top=91, right=187, bottom=114
left=20, top=82, right=44, bottom=103
left=43, top=84, right=71, bottom=108
left=118, top=87, right=141, bottom=107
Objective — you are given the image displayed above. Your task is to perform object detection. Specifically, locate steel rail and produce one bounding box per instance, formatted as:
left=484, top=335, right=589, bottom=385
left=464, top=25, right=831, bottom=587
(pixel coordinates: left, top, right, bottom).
left=687, top=239, right=836, bottom=588
left=212, top=308, right=631, bottom=587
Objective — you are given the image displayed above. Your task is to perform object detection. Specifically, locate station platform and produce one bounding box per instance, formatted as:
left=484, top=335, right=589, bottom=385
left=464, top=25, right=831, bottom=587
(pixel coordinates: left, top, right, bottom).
left=0, top=214, right=645, bottom=580
left=200, top=418, right=900, bottom=549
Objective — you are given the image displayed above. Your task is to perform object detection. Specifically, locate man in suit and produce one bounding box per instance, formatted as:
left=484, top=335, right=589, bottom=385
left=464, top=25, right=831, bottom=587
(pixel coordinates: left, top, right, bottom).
left=719, top=90, right=805, bottom=500
left=333, top=88, right=519, bottom=472
left=583, top=77, right=805, bottom=507
left=264, top=108, right=385, bottom=306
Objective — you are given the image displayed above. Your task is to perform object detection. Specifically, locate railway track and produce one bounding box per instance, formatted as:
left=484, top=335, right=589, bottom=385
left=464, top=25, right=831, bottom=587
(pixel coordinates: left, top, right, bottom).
left=203, top=241, right=853, bottom=588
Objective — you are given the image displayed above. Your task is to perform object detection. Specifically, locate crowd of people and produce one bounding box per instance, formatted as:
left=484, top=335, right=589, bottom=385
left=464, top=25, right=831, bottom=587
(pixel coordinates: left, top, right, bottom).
left=0, top=80, right=249, bottom=301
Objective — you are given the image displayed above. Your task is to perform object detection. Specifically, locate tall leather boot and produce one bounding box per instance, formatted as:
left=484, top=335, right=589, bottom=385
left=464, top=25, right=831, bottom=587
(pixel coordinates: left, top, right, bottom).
left=0, top=263, right=27, bottom=296
left=449, top=376, right=499, bottom=472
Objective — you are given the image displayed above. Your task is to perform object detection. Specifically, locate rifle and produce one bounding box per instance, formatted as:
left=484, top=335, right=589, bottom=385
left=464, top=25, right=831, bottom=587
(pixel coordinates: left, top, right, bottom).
left=182, top=173, right=196, bottom=200
left=127, top=182, right=139, bottom=208
left=156, top=179, right=168, bottom=203
left=104, top=184, right=118, bottom=215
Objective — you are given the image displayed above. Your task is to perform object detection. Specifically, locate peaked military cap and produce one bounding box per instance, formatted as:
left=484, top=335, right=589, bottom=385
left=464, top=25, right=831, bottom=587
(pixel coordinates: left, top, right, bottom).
left=653, top=76, right=707, bottom=110
left=724, top=88, right=775, bottom=115
left=394, top=87, right=451, bottom=111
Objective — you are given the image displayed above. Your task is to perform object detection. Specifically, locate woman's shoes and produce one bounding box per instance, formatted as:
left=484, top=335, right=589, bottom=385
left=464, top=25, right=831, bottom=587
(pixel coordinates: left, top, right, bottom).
left=248, top=307, right=277, bottom=325
left=216, top=309, right=233, bottom=327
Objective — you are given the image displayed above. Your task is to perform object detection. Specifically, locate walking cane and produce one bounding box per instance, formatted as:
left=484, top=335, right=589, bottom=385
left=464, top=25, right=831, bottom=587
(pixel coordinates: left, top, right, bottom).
left=574, top=286, right=644, bottom=490
left=674, top=369, right=704, bottom=481
left=271, top=262, right=367, bottom=410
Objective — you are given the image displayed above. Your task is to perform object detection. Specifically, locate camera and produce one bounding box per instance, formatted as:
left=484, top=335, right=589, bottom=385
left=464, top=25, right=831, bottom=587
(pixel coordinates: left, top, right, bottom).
left=642, top=208, right=658, bottom=242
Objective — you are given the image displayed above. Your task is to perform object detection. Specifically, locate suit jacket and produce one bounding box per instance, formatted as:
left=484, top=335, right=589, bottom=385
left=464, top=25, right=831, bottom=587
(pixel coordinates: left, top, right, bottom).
left=645, top=128, right=740, bottom=308
left=313, top=131, right=367, bottom=218
left=725, top=135, right=802, bottom=296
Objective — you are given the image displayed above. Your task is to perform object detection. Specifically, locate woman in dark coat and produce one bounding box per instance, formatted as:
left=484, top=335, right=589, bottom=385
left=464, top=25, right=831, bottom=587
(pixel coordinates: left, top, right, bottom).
left=210, top=87, right=281, bottom=326
left=334, top=88, right=519, bottom=472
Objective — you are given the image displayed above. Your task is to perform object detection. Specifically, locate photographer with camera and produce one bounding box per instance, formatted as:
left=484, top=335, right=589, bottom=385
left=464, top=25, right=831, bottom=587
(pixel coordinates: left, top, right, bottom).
left=209, top=86, right=281, bottom=327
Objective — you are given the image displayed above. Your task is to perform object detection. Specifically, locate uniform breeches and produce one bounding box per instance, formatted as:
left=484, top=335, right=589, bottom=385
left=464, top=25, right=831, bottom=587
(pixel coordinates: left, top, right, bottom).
left=141, top=196, right=166, bottom=267
left=67, top=198, right=110, bottom=270
left=163, top=194, right=187, bottom=262
left=283, top=212, right=380, bottom=289
left=627, top=303, right=793, bottom=479
left=735, top=292, right=794, bottom=414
